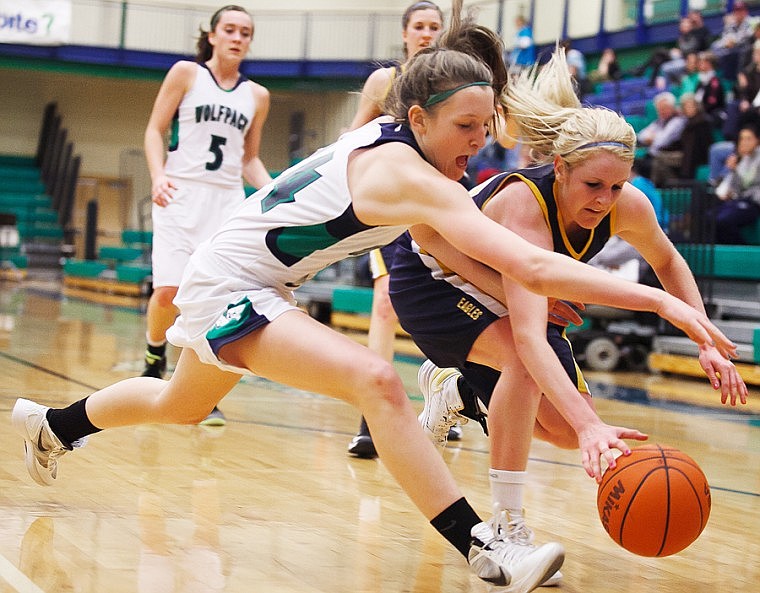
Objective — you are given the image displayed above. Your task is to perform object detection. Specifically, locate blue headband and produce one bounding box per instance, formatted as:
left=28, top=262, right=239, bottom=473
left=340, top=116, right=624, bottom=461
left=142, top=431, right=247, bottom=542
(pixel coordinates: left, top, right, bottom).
left=575, top=141, right=632, bottom=152
left=424, top=81, right=491, bottom=108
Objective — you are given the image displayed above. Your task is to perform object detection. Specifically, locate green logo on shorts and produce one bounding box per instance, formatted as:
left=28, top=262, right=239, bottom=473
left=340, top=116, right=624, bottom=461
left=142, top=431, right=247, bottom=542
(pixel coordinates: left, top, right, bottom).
left=207, top=298, right=253, bottom=340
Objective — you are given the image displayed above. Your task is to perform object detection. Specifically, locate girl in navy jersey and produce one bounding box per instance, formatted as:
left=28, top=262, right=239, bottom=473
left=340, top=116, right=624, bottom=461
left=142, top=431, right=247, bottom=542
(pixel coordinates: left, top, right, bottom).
left=12, top=5, right=737, bottom=590
left=141, top=5, right=272, bottom=427
left=389, top=48, right=747, bottom=582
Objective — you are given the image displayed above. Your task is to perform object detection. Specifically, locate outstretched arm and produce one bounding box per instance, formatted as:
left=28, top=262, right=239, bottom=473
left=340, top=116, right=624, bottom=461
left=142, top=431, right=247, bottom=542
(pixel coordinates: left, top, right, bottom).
left=350, top=144, right=737, bottom=358
left=616, top=188, right=747, bottom=405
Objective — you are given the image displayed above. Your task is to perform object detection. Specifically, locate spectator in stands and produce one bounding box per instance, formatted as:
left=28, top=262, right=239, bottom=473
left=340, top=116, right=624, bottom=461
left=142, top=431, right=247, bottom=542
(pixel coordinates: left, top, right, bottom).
left=660, top=16, right=713, bottom=85
left=723, top=39, right=760, bottom=140
left=560, top=39, right=591, bottom=97
left=588, top=47, right=621, bottom=83
left=713, top=123, right=760, bottom=244
left=636, top=91, right=687, bottom=186
left=508, top=14, right=535, bottom=74
left=694, top=51, right=726, bottom=128
left=675, top=51, right=701, bottom=95
left=710, top=0, right=754, bottom=80
left=629, top=162, right=666, bottom=228
left=737, top=13, right=760, bottom=73
left=687, top=9, right=714, bottom=53
left=678, top=92, right=714, bottom=180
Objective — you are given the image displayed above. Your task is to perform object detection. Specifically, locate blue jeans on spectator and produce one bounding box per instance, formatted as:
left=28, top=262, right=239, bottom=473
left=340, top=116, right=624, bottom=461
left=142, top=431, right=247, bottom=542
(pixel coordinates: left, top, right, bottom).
left=715, top=198, right=760, bottom=244
left=708, top=141, right=734, bottom=184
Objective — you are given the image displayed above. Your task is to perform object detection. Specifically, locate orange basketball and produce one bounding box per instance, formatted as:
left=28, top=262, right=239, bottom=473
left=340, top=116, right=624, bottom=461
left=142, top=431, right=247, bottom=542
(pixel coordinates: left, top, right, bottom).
left=597, top=444, right=711, bottom=557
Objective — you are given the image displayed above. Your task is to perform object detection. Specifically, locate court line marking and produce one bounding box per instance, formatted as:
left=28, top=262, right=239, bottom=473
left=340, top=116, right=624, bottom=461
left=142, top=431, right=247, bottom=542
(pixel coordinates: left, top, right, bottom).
left=0, top=552, right=47, bottom=593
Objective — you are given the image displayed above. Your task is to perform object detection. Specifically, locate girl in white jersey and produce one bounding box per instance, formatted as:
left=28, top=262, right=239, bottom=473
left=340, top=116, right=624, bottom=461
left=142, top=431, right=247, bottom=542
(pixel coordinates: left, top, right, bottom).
left=141, top=5, right=272, bottom=427
left=12, top=4, right=737, bottom=591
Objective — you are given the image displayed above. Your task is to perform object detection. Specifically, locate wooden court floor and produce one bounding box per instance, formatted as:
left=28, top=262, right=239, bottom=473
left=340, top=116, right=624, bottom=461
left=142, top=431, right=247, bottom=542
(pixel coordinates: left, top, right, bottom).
left=0, top=280, right=758, bottom=593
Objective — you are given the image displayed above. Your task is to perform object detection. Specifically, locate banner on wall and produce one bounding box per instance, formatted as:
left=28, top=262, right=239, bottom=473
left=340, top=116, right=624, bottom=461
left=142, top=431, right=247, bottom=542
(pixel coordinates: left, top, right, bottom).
left=0, top=1, right=71, bottom=45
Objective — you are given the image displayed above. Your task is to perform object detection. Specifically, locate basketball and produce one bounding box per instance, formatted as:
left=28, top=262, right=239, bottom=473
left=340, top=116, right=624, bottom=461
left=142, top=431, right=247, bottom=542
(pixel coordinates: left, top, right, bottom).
left=596, top=443, right=711, bottom=557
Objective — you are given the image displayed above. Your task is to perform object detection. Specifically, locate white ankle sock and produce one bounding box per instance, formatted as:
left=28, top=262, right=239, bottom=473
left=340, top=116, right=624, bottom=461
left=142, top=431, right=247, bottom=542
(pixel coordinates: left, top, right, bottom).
left=489, top=468, right=527, bottom=514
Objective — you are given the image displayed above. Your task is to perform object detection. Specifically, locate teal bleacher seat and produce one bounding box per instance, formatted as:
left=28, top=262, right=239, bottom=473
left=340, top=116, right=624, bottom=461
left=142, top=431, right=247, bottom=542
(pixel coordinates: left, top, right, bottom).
left=98, top=245, right=144, bottom=263
left=116, top=263, right=152, bottom=284
left=63, top=259, right=108, bottom=278
left=121, top=229, right=152, bottom=247
left=695, top=164, right=710, bottom=182
left=332, top=286, right=374, bottom=315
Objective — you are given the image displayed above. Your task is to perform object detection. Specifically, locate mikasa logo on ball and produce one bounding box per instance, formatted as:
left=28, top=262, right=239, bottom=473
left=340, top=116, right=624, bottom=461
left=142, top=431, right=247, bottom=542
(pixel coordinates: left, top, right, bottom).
left=599, top=479, right=626, bottom=534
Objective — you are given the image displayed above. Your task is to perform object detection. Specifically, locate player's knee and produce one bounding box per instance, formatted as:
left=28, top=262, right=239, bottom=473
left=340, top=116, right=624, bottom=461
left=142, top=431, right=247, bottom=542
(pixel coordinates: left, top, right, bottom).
left=359, top=358, right=406, bottom=408
left=152, top=286, right=178, bottom=309
left=536, top=421, right=577, bottom=449
left=372, top=294, right=396, bottom=324
left=534, top=407, right=577, bottom=448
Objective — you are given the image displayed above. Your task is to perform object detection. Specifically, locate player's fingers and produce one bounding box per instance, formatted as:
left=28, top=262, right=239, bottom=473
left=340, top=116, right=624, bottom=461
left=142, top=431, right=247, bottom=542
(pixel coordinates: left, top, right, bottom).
left=722, top=370, right=737, bottom=405
left=582, top=450, right=595, bottom=479
left=704, top=367, right=720, bottom=391
left=698, top=319, right=737, bottom=358
left=616, top=429, right=648, bottom=442
left=548, top=314, right=569, bottom=327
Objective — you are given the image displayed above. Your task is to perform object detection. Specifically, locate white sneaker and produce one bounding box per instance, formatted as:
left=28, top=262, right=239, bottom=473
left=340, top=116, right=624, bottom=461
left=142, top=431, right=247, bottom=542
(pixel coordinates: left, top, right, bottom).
left=11, top=398, right=80, bottom=486
left=493, top=510, right=563, bottom=588
left=470, top=520, right=564, bottom=592
left=417, top=360, right=468, bottom=448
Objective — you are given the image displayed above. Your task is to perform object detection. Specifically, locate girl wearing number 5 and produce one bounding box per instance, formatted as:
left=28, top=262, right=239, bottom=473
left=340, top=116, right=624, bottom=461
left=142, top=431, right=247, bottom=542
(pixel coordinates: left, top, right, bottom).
left=141, top=5, right=272, bottom=428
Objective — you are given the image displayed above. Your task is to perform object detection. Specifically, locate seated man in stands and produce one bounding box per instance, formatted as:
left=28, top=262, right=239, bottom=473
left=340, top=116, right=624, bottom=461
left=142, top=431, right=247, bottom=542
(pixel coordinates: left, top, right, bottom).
left=636, top=91, right=687, bottom=186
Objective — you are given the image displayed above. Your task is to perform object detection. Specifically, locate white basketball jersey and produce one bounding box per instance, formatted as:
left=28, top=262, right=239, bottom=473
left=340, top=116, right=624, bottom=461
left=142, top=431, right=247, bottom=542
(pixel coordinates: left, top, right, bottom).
left=187, top=120, right=412, bottom=292
left=164, top=63, right=254, bottom=188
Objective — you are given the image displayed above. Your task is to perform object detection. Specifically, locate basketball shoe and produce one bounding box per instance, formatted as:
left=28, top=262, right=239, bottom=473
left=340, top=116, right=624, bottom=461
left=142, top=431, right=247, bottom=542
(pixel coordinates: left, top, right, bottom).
left=448, top=423, right=464, bottom=441
left=469, top=520, right=565, bottom=592
left=11, top=398, right=85, bottom=486
left=417, top=361, right=468, bottom=447
left=418, top=360, right=490, bottom=447
left=347, top=416, right=378, bottom=459
left=493, top=510, right=563, bottom=587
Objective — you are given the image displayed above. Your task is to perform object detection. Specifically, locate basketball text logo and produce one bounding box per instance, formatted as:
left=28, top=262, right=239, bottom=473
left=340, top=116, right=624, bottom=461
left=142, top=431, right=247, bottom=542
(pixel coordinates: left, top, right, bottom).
left=599, top=479, right=626, bottom=534
left=456, top=297, right=483, bottom=320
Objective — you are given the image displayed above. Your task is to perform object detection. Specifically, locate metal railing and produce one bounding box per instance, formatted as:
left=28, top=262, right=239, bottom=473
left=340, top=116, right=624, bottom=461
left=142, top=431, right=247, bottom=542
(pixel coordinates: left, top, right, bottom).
left=52, top=0, right=735, bottom=63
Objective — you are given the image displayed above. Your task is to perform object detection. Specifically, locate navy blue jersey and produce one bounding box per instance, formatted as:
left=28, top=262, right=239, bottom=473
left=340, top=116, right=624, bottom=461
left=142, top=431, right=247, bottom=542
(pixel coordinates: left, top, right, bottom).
left=389, top=164, right=603, bottom=406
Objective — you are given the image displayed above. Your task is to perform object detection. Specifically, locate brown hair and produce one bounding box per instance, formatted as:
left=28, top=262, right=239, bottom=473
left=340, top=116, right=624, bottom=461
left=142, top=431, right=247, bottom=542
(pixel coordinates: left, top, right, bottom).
left=401, top=1, right=444, bottom=58
left=402, top=1, right=443, bottom=29
left=196, top=5, right=252, bottom=63
left=385, top=0, right=507, bottom=125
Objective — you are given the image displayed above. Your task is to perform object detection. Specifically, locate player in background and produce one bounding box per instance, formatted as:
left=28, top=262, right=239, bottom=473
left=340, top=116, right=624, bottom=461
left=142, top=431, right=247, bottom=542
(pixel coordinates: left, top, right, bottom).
left=142, top=5, right=272, bottom=426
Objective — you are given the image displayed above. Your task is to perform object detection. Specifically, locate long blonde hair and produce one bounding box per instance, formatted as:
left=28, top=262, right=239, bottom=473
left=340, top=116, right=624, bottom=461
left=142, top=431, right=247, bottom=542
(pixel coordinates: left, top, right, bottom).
left=505, top=47, right=636, bottom=167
